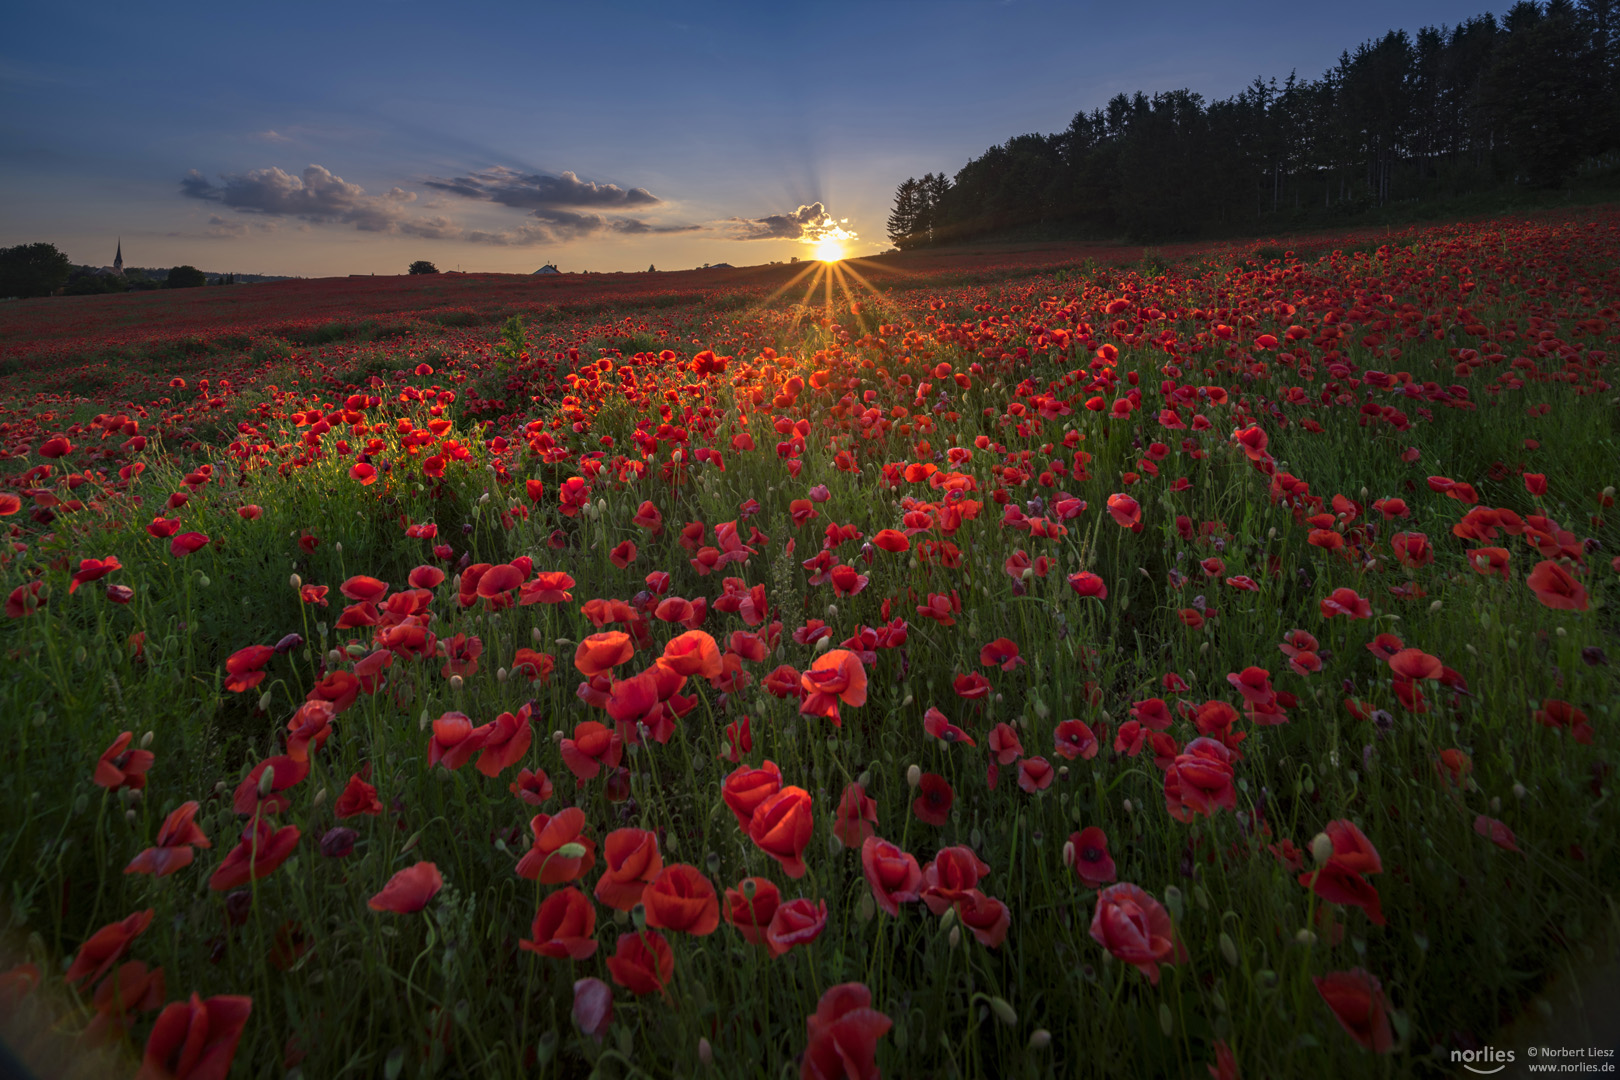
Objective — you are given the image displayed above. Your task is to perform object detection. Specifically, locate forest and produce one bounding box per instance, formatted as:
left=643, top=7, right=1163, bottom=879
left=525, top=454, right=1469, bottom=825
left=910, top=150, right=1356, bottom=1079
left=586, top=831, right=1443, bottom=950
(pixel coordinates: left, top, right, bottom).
left=888, top=0, right=1619, bottom=244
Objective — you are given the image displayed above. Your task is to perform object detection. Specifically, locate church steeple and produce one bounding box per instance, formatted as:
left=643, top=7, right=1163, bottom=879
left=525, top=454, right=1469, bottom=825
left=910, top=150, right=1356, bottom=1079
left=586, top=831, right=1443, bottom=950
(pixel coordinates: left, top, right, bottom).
left=113, top=238, right=123, bottom=274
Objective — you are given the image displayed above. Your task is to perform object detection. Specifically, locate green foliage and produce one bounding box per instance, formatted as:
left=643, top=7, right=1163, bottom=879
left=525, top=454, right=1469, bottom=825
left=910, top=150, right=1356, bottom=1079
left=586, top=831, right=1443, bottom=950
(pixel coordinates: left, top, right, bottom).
left=165, top=265, right=207, bottom=289
left=408, top=260, right=440, bottom=275
left=0, top=242, right=73, bottom=298
left=494, top=313, right=528, bottom=373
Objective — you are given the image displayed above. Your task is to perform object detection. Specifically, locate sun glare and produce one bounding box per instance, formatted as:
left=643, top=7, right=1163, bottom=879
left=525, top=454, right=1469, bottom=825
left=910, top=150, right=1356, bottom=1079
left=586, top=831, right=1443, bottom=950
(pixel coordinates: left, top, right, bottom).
left=813, top=239, right=844, bottom=262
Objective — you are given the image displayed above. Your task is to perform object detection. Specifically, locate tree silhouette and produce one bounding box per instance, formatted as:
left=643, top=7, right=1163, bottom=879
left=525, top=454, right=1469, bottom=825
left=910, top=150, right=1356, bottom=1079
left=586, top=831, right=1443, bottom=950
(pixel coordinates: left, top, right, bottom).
left=408, top=260, right=439, bottom=275
left=0, top=242, right=72, bottom=299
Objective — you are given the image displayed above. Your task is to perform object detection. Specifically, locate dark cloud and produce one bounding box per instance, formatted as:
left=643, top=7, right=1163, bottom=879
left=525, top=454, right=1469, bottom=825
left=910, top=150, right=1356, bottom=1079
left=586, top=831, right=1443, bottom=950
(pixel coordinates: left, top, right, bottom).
left=180, top=164, right=417, bottom=231
left=424, top=166, right=660, bottom=211
left=459, top=210, right=700, bottom=246
left=725, top=202, right=856, bottom=243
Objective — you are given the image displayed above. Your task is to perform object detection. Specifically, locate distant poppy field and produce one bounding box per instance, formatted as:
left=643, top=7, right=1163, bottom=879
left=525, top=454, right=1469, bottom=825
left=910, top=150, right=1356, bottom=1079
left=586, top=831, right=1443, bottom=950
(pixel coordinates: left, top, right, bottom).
left=0, top=211, right=1616, bottom=1079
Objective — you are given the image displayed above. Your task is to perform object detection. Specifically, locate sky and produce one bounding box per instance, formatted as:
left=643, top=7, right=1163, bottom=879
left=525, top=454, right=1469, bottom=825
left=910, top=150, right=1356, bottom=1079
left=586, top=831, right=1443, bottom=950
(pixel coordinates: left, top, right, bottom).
left=1, top=0, right=1501, bottom=278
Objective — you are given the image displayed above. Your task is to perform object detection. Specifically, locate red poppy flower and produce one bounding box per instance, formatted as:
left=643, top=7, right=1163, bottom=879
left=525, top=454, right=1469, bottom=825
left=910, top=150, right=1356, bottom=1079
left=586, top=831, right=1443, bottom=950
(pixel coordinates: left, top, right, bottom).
left=369, top=861, right=444, bottom=913
left=832, top=782, right=879, bottom=848
left=427, top=712, right=487, bottom=771
left=1067, top=571, right=1108, bottom=599
left=1474, top=814, right=1521, bottom=853
left=65, top=909, right=154, bottom=986
left=595, top=828, right=663, bottom=910
left=1527, top=559, right=1588, bottom=610
left=475, top=703, right=534, bottom=777
left=1164, top=737, right=1236, bottom=823
left=84, top=959, right=165, bottom=1045
left=606, top=930, right=674, bottom=996
left=799, top=649, right=867, bottom=725
left=750, top=786, right=814, bottom=878
left=69, top=556, right=122, bottom=594
left=1320, top=587, right=1371, bottom=619
left=1533, top=699, right=1593, bottom=744
left=232, top=754, right=309, bottom=816
left=509, top=767, right=555, bottom=806
left=920, top=846, right=991, bottom=915
left=725, top=877, right=782, bottom=947
left=642, top=864, right=720, bottom=936
left=521, top=887, right=598, bottom=960
left=139, top=993, right=252, bottom=1080
left=861, top=836, right=923, bottom=917
left=913, top=773, right=954, bottom=826
left=1106, top=493, right=1142, bottom=529
left=516, top=808, right=597, bottom=883
left=979, top=637, right=1026, bottom=671
left=335, top=772, right=383, bottom=817
left=955, top=889, right=1011, bottom=948
left=575, top=631, right=634, bottom=677
left=520, top=572, right=575, bottom=605
left=1066, top=827, right=1116, bottom=888
left=1017, top=756, right=1054, bottom=792
left=1312, top=969, right=1393, bottom=1052
left=952, top=671, right=991, bottom=699
left=209, top=820, right=300, bottom=890
left=572, top=977, right=613, bottom=1040
left=1090, top=882, right=1185, bottom=985
left=872, top=528, right=910, bottom=553
left=560, top=721, right=623, bottom=782
left=767, top=897, right=828, bottom=957
left=802, top=983, right=891, bottom=1080
left=95, top=731, right=154, bottom=792
left=922, top=706, right=976, bottom=747
left=1052, top=718, right=1098, bottom=760
left=126, top=801, right=210, bottom=878
left=658, top=630, right=723, bottom=679
left=169, top=532, right=210, bottom=558
left=1298, top=821, right=1385, bottom=925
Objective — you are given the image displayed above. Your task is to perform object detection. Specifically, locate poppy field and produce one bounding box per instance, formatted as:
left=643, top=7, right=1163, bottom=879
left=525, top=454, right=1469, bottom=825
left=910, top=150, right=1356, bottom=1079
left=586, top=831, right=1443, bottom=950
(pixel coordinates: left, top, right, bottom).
left=1, top=210, right=1617, bottom=1079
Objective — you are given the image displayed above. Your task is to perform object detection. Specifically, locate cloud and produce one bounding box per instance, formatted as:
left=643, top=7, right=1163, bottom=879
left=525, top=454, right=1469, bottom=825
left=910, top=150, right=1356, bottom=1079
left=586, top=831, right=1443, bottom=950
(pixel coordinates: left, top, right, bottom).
left=725, top=203, right=857, bottom=243
left=425, top=166, right=661, bottom=211
left=181, top=164, right=417, bottom=232
left=253, top=130, right=293, bottom=143
left=457, top=211, right=700, bottom=246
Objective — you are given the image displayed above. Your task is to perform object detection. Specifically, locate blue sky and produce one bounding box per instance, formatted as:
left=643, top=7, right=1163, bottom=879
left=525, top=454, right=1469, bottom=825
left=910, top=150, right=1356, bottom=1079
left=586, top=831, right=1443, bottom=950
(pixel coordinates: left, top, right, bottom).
left=1, top=0, right=1498, bottom=277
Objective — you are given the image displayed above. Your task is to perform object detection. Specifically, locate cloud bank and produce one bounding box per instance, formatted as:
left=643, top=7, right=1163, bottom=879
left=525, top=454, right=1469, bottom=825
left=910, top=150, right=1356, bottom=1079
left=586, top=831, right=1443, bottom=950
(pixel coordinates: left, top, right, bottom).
left=425, top=166, right=660, bottom=211
left=725, top=202, right=856, bottom=243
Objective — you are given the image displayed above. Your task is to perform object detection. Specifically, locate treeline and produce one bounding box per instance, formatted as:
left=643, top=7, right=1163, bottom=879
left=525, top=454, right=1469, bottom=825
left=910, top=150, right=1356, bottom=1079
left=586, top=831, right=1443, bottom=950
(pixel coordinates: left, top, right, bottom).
left=888, top=0, right=1619, bottom=246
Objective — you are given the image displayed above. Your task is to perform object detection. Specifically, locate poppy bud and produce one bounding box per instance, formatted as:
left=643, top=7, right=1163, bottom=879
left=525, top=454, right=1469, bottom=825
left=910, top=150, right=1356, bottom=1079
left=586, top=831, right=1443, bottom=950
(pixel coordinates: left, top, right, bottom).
left=815, top=636, right=831, bottom=653
left=334, top=542, right=343, bottom=553
left=419, top=710, right=431, bottom=731
left=1212, top=990, right=1227, bottom=1012
left=328, top=649, right=344, bottom=667
left=1159, top=1003, right=1174, bottom=1036
left=1513, top=782, right=1526, bottom=799
left=939, top=907, right=957, bottom=931
left=1028, top=1029, right=1051, bottom=1050
left=258, top=691, right=272, bottom=712
left=140, top=731, right=154, bottom=749
left=532, top=627, right=544, bottom=643
left=198, top=574, right=211, bottom=588
left=313, top=787, right=328, bottom=808
left=989, top=997, right=1017, bottom=1026
left=124, top=808, right=138, bottom=825
left=1489, top=796, right=1500, bottom=812
left=631, top=903, right=647, bottom=930
left=449, top=675, right=463, bottom=692
left=1219, top=932, right=1239, bottom=967
left=1295, top=929, right=1317, bottom=946
left=698, top=1037, right=713, bottom=1066
left=1062, top=839, right=1076, bottom=868
left=901, top=693, right=913, bottom=708
left=497, top=667, right=508, bottom=683
left=906, top=765, right=921, bottom=788
left=858, top=892, right=876, bottom=922
left=1429, top=600, right=1443, bottom=613
left=258, top=765, right=276, bottom=798
left=948, top=926, right=961, bottom=949
left=1122, top=799, right=1133, bottom=814
left=291, top=574, right=302, bottom=590
left=1310, top=832, right=1334, bottom=866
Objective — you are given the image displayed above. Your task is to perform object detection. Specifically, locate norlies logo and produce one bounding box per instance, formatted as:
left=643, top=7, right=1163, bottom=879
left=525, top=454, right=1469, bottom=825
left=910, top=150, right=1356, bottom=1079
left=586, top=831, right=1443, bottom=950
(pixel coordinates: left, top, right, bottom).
left=1452, top=1047, right=1516, bottom=1074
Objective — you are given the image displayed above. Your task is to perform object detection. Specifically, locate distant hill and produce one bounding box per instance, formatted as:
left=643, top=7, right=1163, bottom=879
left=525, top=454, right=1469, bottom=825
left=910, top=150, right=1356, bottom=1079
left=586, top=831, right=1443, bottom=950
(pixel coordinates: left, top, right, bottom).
left=121, top=267, right=292, bottom=284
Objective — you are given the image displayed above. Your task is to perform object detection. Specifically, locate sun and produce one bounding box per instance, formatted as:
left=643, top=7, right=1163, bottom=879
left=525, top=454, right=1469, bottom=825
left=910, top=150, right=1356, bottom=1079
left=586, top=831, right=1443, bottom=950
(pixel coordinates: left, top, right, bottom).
left=812, top=238, right=844, bottom=262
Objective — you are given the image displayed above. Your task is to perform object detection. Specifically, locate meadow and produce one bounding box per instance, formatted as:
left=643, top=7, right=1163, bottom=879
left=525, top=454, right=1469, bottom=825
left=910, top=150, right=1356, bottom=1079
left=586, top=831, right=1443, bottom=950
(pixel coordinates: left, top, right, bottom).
left=0, top=210, right=1615, bottom=1079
